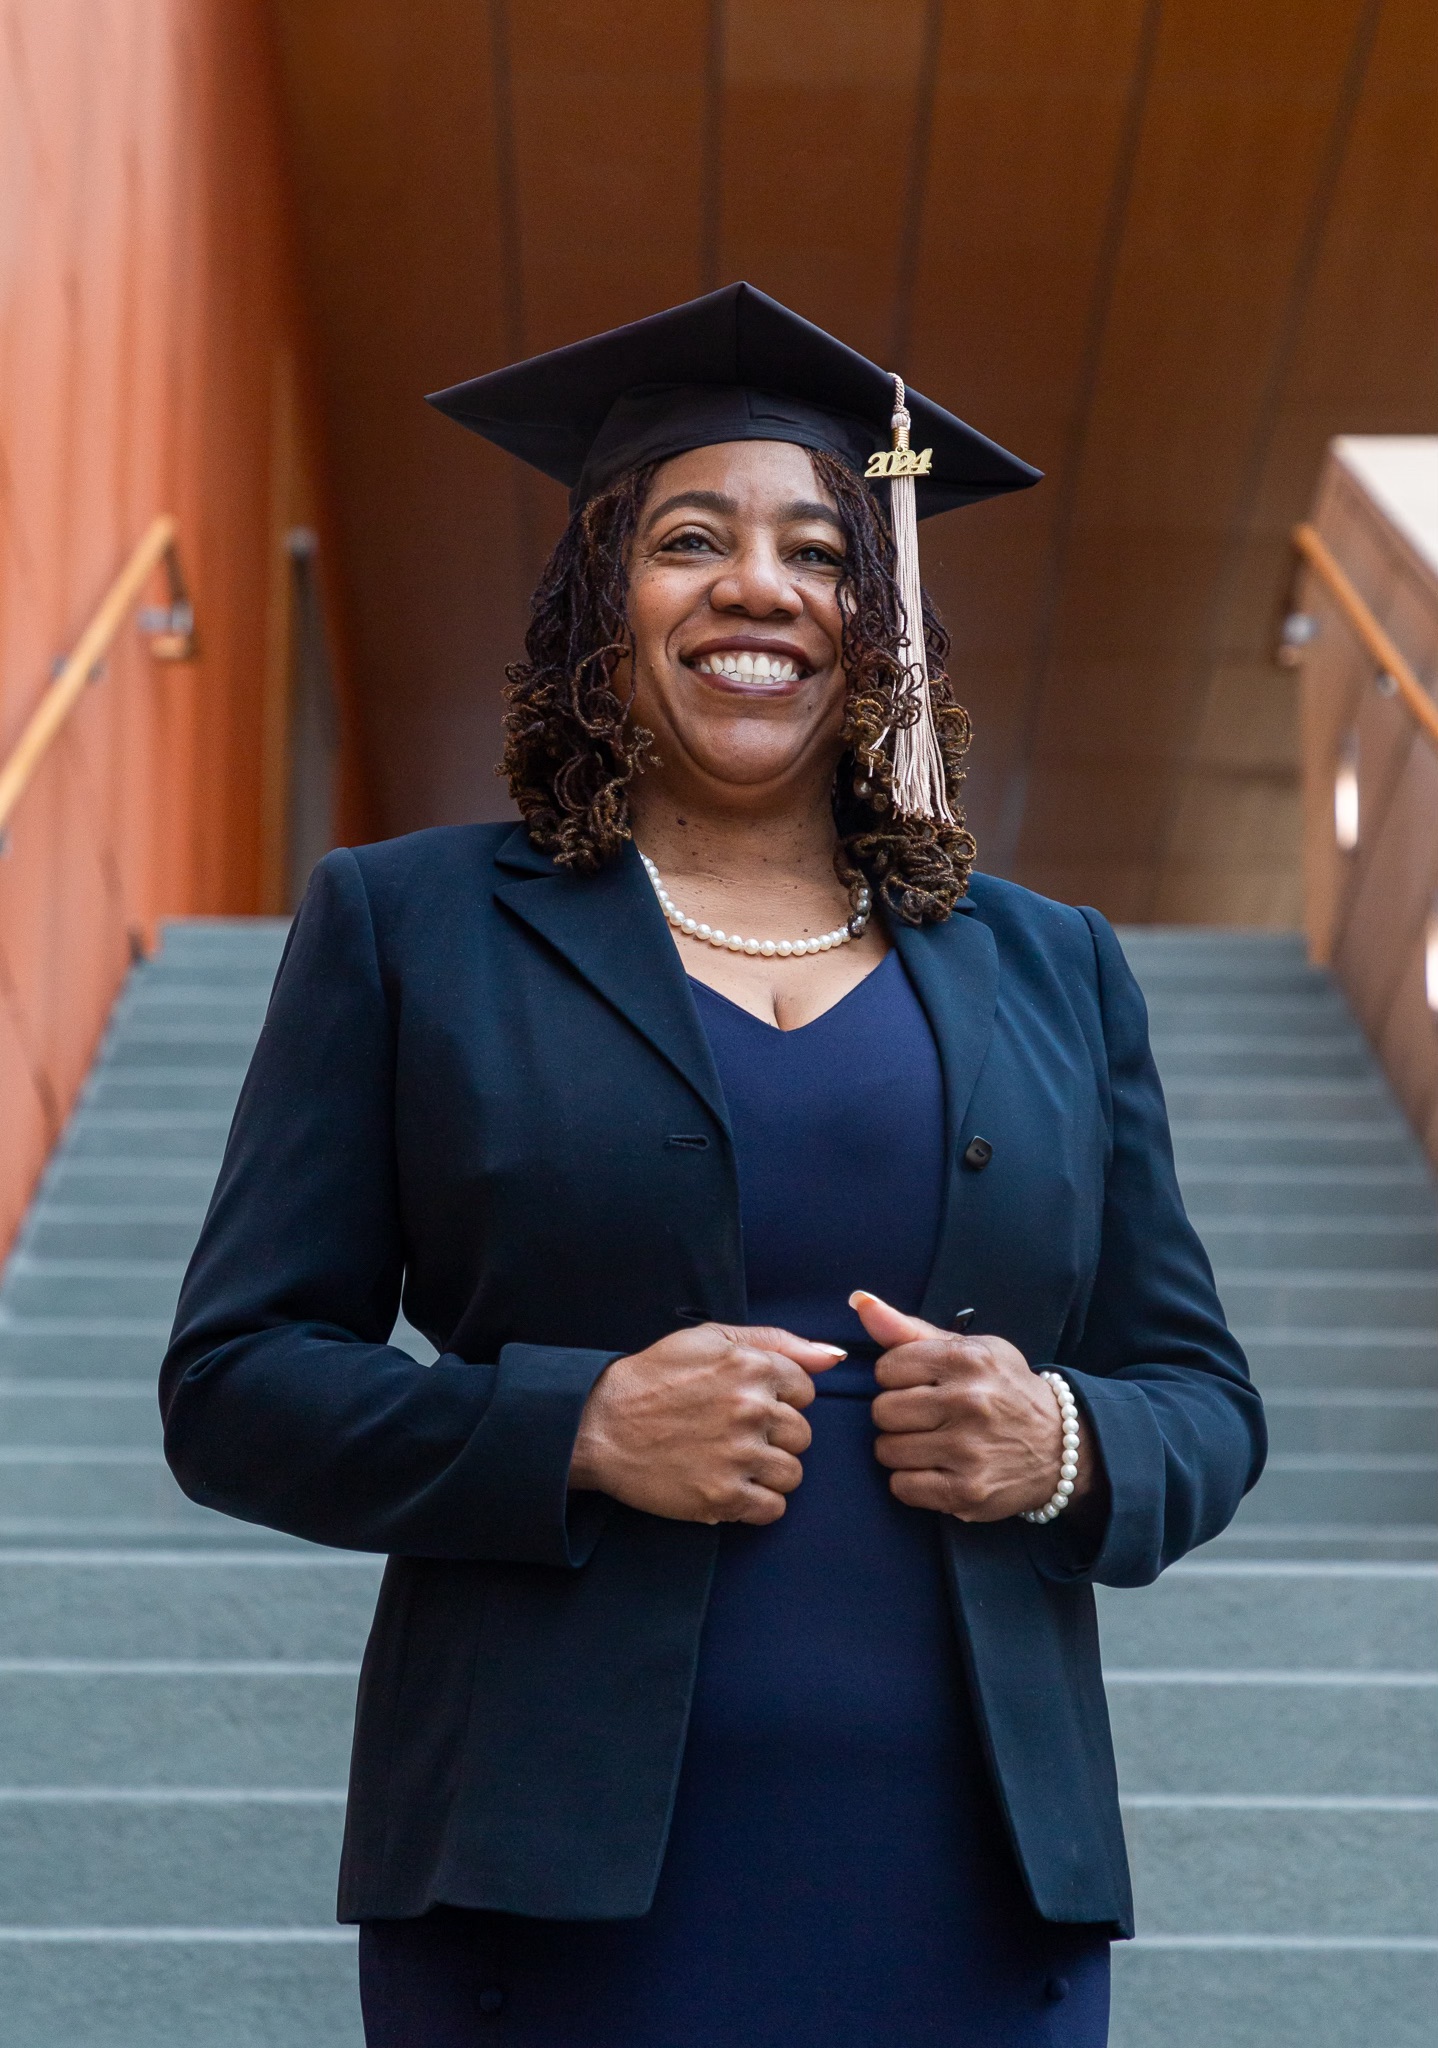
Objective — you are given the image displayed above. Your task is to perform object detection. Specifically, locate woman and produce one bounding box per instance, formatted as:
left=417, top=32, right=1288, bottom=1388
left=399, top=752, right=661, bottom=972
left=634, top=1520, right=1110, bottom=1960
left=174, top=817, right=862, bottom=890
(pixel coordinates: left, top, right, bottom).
left=161, top=284, right=1265, bottom=2046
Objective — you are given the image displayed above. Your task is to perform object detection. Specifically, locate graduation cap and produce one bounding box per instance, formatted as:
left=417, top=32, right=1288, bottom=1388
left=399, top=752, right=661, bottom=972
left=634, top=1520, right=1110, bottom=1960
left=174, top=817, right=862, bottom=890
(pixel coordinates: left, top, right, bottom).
left=428, top=282, right=1040, bottom=821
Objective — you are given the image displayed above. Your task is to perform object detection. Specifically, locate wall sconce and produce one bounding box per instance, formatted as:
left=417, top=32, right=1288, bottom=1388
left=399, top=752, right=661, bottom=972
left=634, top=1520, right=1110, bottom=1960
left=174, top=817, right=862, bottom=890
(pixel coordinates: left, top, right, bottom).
left=1334, top=732, right=1360, bottom=853
left=1426, top=904, right=1438, bottom=1017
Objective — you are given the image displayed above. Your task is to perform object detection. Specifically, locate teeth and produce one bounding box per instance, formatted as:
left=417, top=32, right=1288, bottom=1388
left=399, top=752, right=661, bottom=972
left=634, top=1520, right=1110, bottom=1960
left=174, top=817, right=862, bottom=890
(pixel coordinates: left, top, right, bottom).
left=695, top=653, right=800, bottom=682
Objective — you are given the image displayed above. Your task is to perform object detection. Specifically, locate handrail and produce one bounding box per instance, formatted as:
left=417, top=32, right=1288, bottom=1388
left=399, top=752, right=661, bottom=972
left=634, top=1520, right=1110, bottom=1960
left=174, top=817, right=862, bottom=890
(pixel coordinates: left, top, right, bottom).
left=0, top=513, right=195, bottom=842
left=1292, top=519, right=1438, bottom=753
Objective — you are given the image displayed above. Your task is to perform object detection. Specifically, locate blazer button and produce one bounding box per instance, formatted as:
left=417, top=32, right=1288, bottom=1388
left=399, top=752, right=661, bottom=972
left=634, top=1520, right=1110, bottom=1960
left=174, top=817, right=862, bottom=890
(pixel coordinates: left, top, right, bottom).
left=1044, top=1976, right=1069, bottom=2004
left=478, top=1986, right=506, bottom=2015
left=962, top=1135, right=993, bottom=1171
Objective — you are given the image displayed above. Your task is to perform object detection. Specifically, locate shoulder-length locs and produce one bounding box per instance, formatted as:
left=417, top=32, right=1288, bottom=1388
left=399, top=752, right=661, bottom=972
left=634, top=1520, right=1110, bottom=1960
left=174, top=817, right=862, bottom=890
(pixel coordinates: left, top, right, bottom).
left=501, top=449, right=976, bottom=924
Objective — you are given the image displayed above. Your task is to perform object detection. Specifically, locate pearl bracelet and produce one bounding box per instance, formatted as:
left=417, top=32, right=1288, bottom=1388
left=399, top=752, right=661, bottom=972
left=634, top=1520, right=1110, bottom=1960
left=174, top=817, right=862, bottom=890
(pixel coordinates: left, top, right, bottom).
left=1020, top=1371, right=1081, bottom=1524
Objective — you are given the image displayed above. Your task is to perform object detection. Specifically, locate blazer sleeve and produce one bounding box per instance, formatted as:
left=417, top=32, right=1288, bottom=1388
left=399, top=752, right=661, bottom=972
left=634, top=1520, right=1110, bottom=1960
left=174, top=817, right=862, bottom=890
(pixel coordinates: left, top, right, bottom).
left=1027, top=906, right=1267, bottom=1587
left=159, top=849, right=616, bottom=1566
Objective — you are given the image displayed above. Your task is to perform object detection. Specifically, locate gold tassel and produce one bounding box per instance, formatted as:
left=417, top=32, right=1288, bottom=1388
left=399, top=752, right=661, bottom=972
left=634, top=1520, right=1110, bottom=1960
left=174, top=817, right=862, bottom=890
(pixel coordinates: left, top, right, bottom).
left=884, top=375, right=952, bottom=823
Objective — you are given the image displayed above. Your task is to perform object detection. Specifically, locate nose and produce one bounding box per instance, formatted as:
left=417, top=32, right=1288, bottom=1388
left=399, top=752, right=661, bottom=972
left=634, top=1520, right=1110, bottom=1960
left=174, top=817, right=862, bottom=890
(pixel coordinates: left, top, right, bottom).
left=709, top=537, right=802, bottom=621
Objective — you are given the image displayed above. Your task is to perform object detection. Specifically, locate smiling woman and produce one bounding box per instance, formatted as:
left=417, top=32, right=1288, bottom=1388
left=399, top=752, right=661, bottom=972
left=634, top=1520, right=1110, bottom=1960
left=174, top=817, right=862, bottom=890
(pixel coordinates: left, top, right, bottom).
left=159, top=284, right=1266, bottom=2048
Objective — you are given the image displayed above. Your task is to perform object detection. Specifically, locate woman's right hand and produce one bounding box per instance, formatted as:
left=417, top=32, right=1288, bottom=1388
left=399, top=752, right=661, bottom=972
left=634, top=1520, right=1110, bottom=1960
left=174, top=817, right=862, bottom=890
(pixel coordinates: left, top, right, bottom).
left=568, top=1324, right=843, bottom=1526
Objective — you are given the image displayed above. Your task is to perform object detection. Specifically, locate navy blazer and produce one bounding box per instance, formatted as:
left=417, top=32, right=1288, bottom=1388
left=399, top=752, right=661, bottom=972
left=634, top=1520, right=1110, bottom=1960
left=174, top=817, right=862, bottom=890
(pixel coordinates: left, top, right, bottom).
left=160, top=823, right=1265, bottom=1937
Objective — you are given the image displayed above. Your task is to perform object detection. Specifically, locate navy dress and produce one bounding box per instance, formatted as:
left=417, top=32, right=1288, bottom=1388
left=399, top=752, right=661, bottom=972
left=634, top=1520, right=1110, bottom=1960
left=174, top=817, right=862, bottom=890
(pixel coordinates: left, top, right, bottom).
left=359, top=953, right=1110, bottom=2046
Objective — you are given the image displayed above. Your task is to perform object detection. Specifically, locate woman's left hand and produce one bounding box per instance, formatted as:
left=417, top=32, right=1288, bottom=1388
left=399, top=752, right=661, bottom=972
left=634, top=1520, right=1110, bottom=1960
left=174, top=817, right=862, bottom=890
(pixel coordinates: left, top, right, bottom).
left=850, top=1291, right=1096, bottom=1523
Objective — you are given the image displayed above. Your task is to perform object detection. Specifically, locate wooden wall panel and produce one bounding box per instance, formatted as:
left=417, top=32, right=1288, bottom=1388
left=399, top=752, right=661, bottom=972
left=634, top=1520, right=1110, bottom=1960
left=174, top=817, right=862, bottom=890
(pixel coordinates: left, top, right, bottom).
left=1014, top=0, right=1378, bottom=917
left=1149, top=0, right=1438, bottom=924
left=0, top=0, right=358, bottom=1256
left=507, top=0, right=711, bottom=352
left=505, top=1, right=712, bottom=591
left=716, top=0, right=931, bottom=365
left=271, top=0, right=520, bottom=832
left=907, top=0, right=1155, bottom=852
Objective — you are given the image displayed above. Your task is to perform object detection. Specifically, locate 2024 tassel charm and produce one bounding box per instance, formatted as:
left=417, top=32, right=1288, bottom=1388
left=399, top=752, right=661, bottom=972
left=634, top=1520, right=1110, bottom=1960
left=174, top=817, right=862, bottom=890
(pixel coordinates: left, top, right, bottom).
left=862, top=377, right=954, bottom=824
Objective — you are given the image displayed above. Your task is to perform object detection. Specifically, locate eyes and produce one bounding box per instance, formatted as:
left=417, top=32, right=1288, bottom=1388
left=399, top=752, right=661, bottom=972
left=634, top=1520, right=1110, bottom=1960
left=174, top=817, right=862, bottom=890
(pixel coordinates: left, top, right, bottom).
left=655, top=525, right=844, bottom=572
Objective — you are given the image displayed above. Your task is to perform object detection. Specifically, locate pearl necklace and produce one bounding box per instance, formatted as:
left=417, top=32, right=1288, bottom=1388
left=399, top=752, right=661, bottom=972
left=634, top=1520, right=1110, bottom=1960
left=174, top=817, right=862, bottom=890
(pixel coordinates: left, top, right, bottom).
left=641, top=854, right=870, bottom=958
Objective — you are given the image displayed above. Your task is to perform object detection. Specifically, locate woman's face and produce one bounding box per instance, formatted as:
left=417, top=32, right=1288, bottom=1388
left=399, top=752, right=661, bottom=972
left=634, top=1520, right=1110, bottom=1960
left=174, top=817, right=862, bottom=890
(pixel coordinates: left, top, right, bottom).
left=623, top=440, right=849, bottom=807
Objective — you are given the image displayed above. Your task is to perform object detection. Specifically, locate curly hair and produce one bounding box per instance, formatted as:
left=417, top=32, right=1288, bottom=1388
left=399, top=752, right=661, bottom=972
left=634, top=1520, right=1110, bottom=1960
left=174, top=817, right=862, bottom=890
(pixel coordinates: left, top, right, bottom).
left=501, top=447, right=976, bottom=924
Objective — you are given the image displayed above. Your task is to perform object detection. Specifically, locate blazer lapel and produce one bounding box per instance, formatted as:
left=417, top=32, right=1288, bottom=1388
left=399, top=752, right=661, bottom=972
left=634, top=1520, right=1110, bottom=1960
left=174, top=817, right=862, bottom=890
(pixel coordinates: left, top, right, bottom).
left=891, top=904, right=999, bottom=1324
left=493, top=828, right=731, bottom=1134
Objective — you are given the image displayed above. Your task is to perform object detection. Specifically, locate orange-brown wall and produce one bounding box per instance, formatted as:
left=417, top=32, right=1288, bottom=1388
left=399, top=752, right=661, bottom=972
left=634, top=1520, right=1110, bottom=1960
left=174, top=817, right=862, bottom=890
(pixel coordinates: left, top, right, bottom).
left=0, top=0, right=364, bottom=1257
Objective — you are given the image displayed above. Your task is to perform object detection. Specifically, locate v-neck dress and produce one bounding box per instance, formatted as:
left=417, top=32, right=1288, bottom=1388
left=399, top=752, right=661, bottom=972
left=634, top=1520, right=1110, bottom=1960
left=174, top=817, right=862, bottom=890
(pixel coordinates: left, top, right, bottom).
left=358, top=951, right=1110, bottom=2047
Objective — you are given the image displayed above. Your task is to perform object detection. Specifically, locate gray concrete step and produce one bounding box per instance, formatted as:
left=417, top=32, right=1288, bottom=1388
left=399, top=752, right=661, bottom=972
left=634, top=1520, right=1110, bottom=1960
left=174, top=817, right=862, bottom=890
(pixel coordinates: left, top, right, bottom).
left=58, top=1114, right=231, bottom=1160
left=0, top=1327, right=191, bottom=1380
left=1149, top=1036, right=1378, bottom=1080
left=1213, top=1272, right=1438, bottom=1328
left=1223, top=1457, right=1438, bottom=1526
left=1096, top=1563, right=1438, bottom=1672
left=1262, top=1392, right=1438, bottom=1456
left=0, top=1553, right=381, bottom=1661
left=1202, top=1525, right=1438, bottom=1563
left=0, top=1463, right=302, bottom=1545
left=84, top=1078, right=247, bottom=1114
left=1202, top=1219, right=1438, bottom=1269
left=2, top=1262, right=196, bottom=1321
left=40, top=1160, right=219, bottom=1207
left=25, top=1218, right=209, bottom=1263
left=1164, top=1079, right=1406, bottom=1123
left=0, top=1387, right=160, bottom=1448
left=1172, top=1125, right=1424, bottom=1169
left=1107, top=1680, right=1438, bottom=1795
left=1110, top=1946, right=1438, bottom=2048
left=1144, top=993, right=1361, bottom=1029
left=1181, top=1166, right=1436, bottom=1220
left=0, top=1943, right=361, bottom=2048
left=1122, top=1805, right=1438, bottom=1937
left=1241, top=1333, right=1438, bottom=1391
left=0, top=1672, right=358, bottom=1788
left=0, top=1799, right=343, bottom=1926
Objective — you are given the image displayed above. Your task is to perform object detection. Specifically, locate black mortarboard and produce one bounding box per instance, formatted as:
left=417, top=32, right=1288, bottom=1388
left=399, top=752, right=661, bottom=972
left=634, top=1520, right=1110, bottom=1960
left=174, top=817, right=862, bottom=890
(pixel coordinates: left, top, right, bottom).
left=426, top=281, right=1040, bottom=518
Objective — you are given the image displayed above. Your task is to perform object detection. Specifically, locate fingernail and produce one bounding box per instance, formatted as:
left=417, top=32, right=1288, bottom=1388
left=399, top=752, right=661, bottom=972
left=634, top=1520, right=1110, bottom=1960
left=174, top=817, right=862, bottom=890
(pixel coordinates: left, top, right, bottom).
left=814, top=1344, right=848, bottom=1359
left=848, top=1289, right=886, bottom=1311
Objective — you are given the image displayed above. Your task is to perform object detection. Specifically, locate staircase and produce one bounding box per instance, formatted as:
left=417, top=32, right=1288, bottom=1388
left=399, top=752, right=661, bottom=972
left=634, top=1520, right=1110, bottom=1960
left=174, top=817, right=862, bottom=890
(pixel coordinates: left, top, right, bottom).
left=1106, top=929, right=1438, bottom=2047
left=0, top=922, right=377, bottom=2048
left=0, top=920, right=1433, bottom=2046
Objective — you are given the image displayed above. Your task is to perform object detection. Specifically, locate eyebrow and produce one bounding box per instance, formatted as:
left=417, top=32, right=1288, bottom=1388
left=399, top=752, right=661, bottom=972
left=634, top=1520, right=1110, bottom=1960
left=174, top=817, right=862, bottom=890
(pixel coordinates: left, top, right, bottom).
left=643, top=489, right=846, bottom=536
